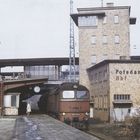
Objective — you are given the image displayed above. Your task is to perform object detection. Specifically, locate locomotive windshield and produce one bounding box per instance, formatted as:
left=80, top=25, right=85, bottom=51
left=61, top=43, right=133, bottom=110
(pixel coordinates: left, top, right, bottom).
left=62, top=91, right=75, bottom=98
left=76, top=91, right=88, bottom=99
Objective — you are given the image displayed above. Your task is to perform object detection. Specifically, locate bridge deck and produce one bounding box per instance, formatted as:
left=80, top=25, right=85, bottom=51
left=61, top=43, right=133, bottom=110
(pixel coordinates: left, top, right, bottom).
left=13, top=115, right=99, bottom=140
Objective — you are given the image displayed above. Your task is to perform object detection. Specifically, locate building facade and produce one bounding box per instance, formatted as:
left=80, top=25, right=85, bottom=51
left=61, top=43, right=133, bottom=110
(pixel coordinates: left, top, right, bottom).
left=88, top=60, right=140, bottom=122
left=71, top=3, right=136, bottom=90
left=71, top=3, right=136, bottom=121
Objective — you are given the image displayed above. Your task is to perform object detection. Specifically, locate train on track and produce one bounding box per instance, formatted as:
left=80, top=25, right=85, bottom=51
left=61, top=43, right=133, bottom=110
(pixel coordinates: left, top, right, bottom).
left=38, top=82, right=90, bottom=129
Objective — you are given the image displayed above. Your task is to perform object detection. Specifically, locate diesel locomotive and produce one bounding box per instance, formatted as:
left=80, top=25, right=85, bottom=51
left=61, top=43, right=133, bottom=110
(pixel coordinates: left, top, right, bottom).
left=38, top=82, right=90, bottom=129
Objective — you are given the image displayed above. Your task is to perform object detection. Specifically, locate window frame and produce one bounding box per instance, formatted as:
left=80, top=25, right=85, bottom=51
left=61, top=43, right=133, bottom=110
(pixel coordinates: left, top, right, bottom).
left=91, top=35, right=96, bottom=45
left=102, top=35, right=108, bottom=44
left=62, top=90, right=75, bottom=99
left=114, top=15, right=119, bottom=24
left=114, top=35, right=120, bottom=44
left=91, top=55, right=97, bottom=64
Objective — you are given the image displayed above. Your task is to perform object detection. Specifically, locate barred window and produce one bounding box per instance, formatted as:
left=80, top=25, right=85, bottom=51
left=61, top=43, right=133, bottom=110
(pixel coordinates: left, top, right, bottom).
left=114, top=94, right=130, bottom=100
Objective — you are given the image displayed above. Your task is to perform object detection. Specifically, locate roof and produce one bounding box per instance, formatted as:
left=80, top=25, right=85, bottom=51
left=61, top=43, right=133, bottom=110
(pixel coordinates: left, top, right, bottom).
left=87, top=59, right=140, bottom=71
left=71, top=6, right=136, bottom=26
left=60, top=82, right=88, bottom=91
left=0, top=57, right=79, bottom=67
left=131, top=56, right=140, bottom=60
left=77, top=6, right=131, bottom=12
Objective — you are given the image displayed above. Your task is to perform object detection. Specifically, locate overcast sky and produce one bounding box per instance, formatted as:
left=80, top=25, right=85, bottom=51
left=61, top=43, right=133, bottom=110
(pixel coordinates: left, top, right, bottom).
left=0, top=0, right=139, bottom=59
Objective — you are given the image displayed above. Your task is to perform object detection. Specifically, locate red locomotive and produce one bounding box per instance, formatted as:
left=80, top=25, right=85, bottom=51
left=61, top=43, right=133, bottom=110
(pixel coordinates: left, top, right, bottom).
left=39, top=82, right=90, bottom=129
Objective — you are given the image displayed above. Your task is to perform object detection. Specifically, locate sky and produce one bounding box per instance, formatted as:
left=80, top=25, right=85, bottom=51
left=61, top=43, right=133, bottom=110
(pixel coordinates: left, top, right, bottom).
left=0, top=0, right=139, bottom=59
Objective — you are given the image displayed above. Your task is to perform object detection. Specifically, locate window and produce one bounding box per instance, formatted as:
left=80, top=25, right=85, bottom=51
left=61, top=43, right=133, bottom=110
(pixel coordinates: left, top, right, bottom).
left=62, top=91, right=75, bottom=98
left=91, top=35, right=96, bottom=44
left=78, top=16, right=98, bottom=27
left=114, top=35, right=120, bottom=44
left=91, top=55, right=97, bottom=64
left=114, top=15, right=119, bottom=23
left=104, top=95, right=108, bottom=109
left=103, top=70, right=107, bottom=80
left=99, top=72, right=102, bottom=82
left=103, top=16, right=107, bottom=24
left=94, top=73, right=98, bottom=82
left=102, top=35, right=107, bottom=44
left=114, top=94, right=130, bottom=101
left=76, top=91, right=88, bottom=99
left=11, top=95, right=17, bottom=107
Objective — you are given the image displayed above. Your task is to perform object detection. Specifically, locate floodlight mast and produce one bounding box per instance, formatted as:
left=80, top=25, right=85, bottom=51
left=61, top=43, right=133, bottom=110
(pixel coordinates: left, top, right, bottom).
left=69, top=0, right=76, bottom=82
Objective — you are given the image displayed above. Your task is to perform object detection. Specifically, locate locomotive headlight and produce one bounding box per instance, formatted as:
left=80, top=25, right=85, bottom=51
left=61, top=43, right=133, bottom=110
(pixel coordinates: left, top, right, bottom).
left=85, top=112, right=89, bottom=116
left=62, top=112, right=66, bottom=116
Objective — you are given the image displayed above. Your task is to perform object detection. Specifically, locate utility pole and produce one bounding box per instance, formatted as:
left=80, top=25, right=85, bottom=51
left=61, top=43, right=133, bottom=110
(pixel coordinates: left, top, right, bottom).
left=69, top=0, right=76, bottom=82
left=101, top=0, right=103, bottom=7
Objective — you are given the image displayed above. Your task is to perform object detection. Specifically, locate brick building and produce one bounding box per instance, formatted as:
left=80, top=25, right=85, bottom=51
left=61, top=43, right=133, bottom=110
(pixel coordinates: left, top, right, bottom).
left=88, top=60, right=140, bottom=122
left=71, top=3, right=136, bottom=121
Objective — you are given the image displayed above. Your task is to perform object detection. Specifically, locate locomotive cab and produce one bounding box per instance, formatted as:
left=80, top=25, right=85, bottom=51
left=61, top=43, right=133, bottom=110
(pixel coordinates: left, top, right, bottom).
left=59, top=84, right=90, bottom=129
left=46, top=83, right=90, bottom=130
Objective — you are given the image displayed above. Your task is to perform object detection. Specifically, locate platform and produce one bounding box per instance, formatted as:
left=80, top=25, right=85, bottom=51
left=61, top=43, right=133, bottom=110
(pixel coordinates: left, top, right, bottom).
left=12, top=115, right=99, bottom=140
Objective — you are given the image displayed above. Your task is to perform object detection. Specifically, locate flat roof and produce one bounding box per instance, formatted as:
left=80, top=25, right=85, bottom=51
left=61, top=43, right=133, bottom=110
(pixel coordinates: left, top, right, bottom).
left=71, top=6, right=136, bottom=26
left=87, top=59, right=140, bottom=71
left=77, top=6, right=131, bottom=12
left=131, top=56, right=140, bottom=60
left=0, top=57, right=79, bottom=67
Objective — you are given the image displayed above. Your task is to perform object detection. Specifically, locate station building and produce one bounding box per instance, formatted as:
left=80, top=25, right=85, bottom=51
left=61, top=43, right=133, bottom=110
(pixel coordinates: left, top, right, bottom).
left=71, top=3, right=137, bottom=122
left=88, top=60, right=140, bottom=122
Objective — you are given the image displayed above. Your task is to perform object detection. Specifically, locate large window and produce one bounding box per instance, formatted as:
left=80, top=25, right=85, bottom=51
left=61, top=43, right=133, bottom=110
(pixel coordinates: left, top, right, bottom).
left=78, top=16, right=98, bottom=27
left=76, top=91, right=88, bottom=99
left=62, top=91, right=75, bottom=98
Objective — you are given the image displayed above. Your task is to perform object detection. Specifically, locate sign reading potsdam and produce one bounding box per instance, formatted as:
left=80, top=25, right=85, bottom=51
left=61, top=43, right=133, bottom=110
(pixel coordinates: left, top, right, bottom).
left=115, top=69, right=140, bottom=80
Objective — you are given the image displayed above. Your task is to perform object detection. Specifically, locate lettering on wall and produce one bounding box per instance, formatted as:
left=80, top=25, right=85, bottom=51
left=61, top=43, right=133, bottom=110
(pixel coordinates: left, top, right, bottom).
left=115, top=69, right=140, bottom=81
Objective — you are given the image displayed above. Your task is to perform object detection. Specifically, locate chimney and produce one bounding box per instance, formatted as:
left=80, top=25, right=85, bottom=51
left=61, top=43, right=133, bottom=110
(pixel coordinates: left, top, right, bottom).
left=106, top=3, right=114, bottom=7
